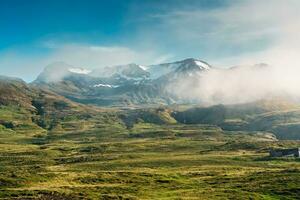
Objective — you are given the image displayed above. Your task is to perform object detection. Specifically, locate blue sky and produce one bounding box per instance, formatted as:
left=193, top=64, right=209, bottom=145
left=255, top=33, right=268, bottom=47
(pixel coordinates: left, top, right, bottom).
left=0, top=0, right=226, bottom=48
left=0, top=0, right=299, bottom=81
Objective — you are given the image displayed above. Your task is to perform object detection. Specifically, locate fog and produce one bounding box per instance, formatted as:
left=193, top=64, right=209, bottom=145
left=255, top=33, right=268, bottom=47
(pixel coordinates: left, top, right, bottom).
left=170, top=63, right=300, bottom=105
left=163, top=0, right=300, bottom=105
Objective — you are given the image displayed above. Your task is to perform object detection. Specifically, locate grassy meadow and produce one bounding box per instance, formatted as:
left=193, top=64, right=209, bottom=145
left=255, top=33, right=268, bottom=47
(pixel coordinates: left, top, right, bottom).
left=0, top=119, right=299, bottom=199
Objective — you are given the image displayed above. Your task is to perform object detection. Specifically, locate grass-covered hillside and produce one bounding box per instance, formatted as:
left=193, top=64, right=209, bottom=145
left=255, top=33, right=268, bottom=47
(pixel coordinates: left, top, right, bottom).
left=0, top=120, right=299, bottom=199
left=0, top=76, right=121, bottom=134
left=0, top=77, right=300, bottom=199
left=172, top=99, right=300, bottom=139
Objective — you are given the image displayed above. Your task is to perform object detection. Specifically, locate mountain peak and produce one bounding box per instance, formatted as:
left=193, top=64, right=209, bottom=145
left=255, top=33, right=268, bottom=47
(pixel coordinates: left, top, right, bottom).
left=170, top=58, right=211, bottom=77
left=92, top=63, right=149, bottom=79
left=146, top=58, right=211, bottom=79
left=181, top=58, right=198, bottom=62
left=35, top=62, right=92, bottom=83
left=178, top=58, right=211, bottom=70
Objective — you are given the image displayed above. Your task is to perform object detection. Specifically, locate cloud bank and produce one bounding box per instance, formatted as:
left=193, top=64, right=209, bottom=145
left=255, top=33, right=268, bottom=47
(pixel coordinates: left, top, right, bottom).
left=153, top=0, right=300, bottom=105
left=170, top=64, right=300, bottom=105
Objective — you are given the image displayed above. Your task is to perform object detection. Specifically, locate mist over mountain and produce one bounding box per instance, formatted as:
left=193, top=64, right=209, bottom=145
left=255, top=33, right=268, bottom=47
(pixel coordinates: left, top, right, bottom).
left=32, top=57, right=300, bottom=106
left=174, top=62, right=300, bottom=105
left=32, top=58, right=210, bottom=106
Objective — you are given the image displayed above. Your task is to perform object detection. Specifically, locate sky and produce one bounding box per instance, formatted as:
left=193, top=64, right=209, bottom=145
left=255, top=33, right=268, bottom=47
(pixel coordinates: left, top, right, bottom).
left=0, top=0, right=300, bottom=82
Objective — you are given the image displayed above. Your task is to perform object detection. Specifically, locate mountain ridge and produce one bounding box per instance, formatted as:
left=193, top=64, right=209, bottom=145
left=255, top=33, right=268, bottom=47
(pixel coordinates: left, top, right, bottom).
left=32, top=58, right=214, bottom=106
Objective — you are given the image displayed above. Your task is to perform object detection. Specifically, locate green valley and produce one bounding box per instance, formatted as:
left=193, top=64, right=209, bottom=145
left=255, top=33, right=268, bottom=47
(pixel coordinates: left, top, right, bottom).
left=0, top=119, right=299, bottom=199
left=0, top=77, right=299, bottom=199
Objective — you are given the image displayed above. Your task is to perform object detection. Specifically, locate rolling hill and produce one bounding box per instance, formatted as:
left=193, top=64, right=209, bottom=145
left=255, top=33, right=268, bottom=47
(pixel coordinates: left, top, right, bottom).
left=0, top=72, right=300, bottom=199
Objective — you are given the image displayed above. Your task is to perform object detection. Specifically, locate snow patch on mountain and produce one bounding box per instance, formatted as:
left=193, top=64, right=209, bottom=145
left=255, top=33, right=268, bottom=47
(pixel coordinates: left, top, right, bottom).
left=93, top=83, right=119, bottom=88
left=138, top=65, right=148, bottom=71
left=68, top=68, right=91, bottom=74
left=194, top=60, right=210, bottom=70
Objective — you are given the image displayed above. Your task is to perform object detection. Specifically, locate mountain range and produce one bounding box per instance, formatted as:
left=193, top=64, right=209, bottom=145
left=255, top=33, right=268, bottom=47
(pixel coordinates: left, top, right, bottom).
left=2, top=58, right=300, bottom=140
left=32, top=58, right=272, bottom=106
left=32, top=58, right=220, bottom=106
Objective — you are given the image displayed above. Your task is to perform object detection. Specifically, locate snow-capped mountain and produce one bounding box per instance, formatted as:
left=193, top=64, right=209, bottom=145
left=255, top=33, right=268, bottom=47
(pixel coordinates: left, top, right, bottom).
left=36, top=58, right=211, bottom=83
left=33, top=58, right=214, bottom=106
left=35, top=62, right=93, bottom=83
left=146, top=58, right=211, bottom=79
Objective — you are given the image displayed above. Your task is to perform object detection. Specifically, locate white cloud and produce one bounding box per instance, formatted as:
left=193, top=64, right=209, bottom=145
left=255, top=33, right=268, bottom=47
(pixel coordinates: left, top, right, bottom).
left=0, top=43, right=172, bottom=82
left=160, top=0, right=300, bottom=105
left=170, top=65, right=300, bottom=105
left=48, top=43, right=173, bottom=69
left=132, top=0, right=300, bottom=67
